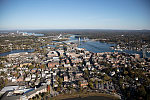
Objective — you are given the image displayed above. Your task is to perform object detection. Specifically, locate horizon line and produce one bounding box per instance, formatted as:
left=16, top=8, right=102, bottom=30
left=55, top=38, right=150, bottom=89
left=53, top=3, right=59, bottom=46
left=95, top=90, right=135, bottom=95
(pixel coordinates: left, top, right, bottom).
left=0, top=28, right=150, bottom=31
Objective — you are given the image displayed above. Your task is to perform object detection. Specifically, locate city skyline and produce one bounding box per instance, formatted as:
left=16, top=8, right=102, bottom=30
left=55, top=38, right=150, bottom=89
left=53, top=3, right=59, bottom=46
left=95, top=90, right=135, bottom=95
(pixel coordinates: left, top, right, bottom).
left=0, top=0, right=150, bottom=30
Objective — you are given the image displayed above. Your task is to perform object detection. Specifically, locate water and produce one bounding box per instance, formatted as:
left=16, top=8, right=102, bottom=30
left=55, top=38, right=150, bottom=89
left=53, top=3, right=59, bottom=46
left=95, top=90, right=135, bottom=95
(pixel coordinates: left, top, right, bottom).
left=34, top=33, right=44, bottom=36
left=27, top=33, right=44, bottom=36
left=25, top=32, right=44, bottom=36
left=68, top=35, right=150, bottom=58
left=79, top=41, right=115, bottom=53
left=0, top=49, right=34, bottom=56
left=0, top=44, right=56, bottom=56
left=1, top=35, right=150, bottom=57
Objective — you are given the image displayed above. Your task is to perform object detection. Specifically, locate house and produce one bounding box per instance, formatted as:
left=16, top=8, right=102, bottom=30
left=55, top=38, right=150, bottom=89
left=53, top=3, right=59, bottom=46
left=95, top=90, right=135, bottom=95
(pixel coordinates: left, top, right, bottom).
left=75, top=72, right=83, bottom=78
left=63, top=64, right=71, bottom=68
left=25, top=76, right=31, bottom=82
left=135, top=77, right=138, bottom=81
left=80, top=80, right=88, bottom=88
left=20, top=62, right=32, bottom=67
left=63, top=82, right=71, bottom=88
left=45, top=70, right=49, bottom=74
left=134, top=54, right=140, bottom=59
left=72, top=83, right=77, bottom=88
left=17, top=76, right=24, bottom=82
left=110, top=71, right=115, bottom=76
left=31, top=68, right=37, bottom=73
left=31, top=74, right=36, bottom=79
left=48, top=61, right=59, bottom=68
left=66, top=52, right=80, bottom=58
left=11, top=77, right=17, bottom=82
left=63, top=75, right=68, bottom=82
left=57, top=50, right=64, bottom=56
left=41, top=72, right=46, bottom=77
left=86, top=62, right=90, bottom=66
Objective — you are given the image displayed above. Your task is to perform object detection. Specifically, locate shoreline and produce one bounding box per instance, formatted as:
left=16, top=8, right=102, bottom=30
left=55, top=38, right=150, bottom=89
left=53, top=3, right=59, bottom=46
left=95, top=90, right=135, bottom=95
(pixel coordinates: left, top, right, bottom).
left=0, top=49, right=35, bottom=55
left=51, top=92, right=120, bottom=100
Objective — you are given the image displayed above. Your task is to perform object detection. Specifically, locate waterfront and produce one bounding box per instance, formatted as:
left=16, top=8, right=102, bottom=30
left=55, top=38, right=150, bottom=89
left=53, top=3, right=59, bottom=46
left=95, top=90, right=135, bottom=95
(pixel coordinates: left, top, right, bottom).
left=68, top=35, right=150, bottom=58
left=0, top=0, right=150, bottom=99
left=1, top=35, right=150, bottom=57
left=78, top=40, right=150, bottom=57
left=0, top=34, right=150, bottom=100
left=0, top=49, right=34, bottom=56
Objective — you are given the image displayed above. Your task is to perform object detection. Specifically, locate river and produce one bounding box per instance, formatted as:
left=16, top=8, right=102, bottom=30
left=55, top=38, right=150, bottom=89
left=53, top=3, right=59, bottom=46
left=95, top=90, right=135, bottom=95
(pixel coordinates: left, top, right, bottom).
left=0, top=35, right=150, bottom=57
left=0, top=49, right=34, bottom=56
left=69, top=35, right=150, bottom=58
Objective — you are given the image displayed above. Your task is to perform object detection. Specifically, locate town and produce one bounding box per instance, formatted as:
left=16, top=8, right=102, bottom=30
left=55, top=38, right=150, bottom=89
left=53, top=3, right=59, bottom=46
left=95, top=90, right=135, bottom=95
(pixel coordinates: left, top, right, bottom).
left=0, top=32, right=150, bottom=100
left=1, top=0, right=150, bottom=99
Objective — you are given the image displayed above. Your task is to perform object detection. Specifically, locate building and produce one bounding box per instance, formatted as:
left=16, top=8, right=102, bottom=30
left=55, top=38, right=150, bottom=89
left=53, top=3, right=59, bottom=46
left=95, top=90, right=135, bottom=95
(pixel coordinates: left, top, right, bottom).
left=47, top=51, right=58, bottom=58
left=1, top=85, right=47, bottom=100
left=47, top=61, right=59, bottom=68
left=63, top=75, right=68, bottom=82
left=80, top=80, right=88, bottom=88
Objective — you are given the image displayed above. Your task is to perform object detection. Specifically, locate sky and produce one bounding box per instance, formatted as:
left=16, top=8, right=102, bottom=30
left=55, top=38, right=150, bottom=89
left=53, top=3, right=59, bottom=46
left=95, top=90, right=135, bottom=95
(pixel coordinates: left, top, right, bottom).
left=0, top=0, right=150, bottom=30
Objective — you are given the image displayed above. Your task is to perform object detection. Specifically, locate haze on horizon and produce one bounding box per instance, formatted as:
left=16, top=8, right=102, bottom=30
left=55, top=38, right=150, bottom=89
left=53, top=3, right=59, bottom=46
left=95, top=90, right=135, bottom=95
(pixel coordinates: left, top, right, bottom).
left=0, top=0, right=150, bottom=30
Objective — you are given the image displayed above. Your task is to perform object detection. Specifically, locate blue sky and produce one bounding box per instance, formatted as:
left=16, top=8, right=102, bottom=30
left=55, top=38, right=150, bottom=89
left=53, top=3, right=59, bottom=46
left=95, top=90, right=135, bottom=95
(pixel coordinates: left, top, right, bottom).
left=0, top=0, right=150, bottom=30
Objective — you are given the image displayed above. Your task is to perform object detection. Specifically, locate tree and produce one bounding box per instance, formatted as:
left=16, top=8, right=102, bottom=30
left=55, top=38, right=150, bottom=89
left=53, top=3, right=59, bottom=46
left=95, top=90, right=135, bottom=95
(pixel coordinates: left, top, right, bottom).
left=0, top=71, right=7, bottom=77
left=0, top=63, right=4, bottom=68
left=0, top=77, right=8, bottom=90
left=137, top=85, right=146, bottom=98
left=88, top=80, right=94, bottom=89
left=58, top=77, right=63, bottom=87
left=124, top=71, right=128, bottom=75
left=127, top=91, right=131, bottom=99
left=40, top=64, right=46, bottom=69
left=99, top=80, right=104, bottom=84
left=103, top=74, right=110, bottom=81
left=78, top=81, right=81, bottom=87
left=118, top=78, right=124, bottom=87
left=83, top=70, right=89, bottom=80
left=56, top=87, right=61, bottom=92
left=29, top=65, right=34, bottom=69
left=14, top=72, right=19, bottom=78
left=63, top=46, right=67, bottom=52
left=95, top=80, right=98, bottom=88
